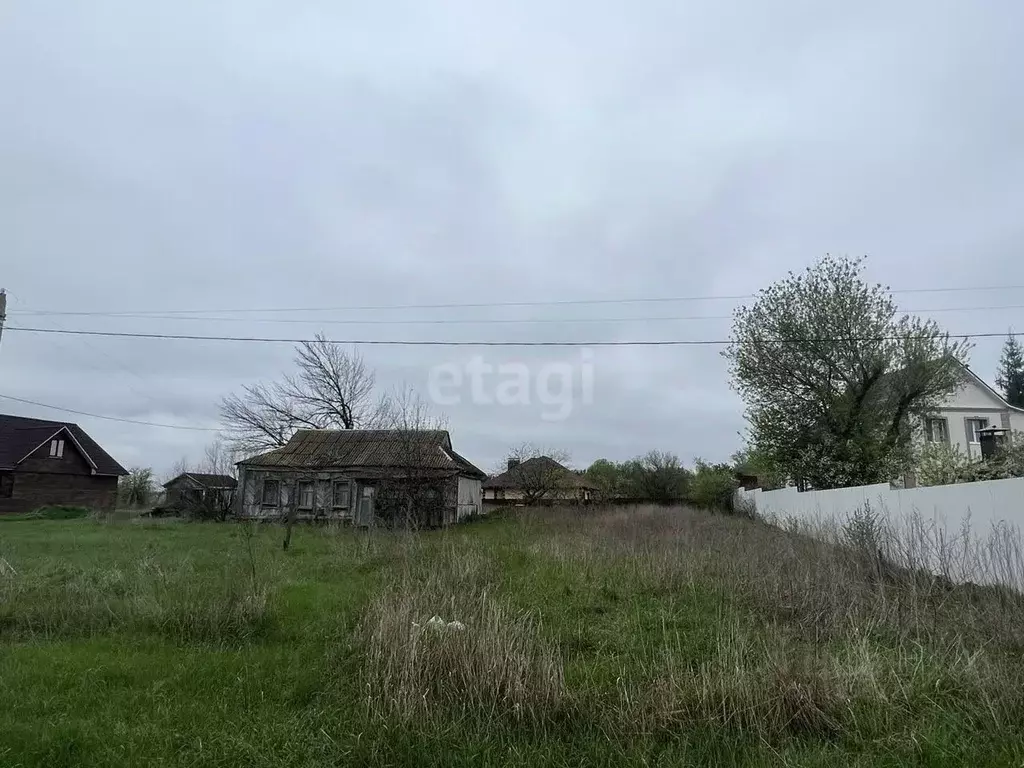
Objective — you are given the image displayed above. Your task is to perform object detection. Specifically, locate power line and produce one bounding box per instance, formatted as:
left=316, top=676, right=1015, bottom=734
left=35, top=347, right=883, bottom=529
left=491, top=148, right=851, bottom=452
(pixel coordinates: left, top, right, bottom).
left=15, top=284, right=1024, bottom=317
left=4, top=325, right=1017, bottom=347
left=10, top=303, right=1024, bottom=326
left=0, top=393, right=221, bottom=431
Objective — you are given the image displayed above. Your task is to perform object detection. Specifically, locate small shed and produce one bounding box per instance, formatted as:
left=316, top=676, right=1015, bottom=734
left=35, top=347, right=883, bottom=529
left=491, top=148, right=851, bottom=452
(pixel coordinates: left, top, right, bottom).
left=162, top=473, right=237, bottom=515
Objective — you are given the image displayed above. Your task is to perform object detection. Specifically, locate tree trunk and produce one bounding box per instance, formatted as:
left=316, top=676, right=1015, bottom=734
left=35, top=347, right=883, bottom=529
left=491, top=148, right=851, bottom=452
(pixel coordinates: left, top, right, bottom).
left=282, top=486, right=296, bottom=550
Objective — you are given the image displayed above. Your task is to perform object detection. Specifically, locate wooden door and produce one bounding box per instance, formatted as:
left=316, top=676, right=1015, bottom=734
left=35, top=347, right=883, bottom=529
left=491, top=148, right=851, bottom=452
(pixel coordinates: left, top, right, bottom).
left=356, top=485, right=375, bottom=526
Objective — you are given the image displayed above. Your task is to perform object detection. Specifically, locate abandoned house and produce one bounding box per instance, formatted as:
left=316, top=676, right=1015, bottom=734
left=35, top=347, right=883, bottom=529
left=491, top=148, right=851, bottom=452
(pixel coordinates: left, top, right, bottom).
left=0, top=413, right=128, bottom=515
left=482, top=455, right=598, bottom=506
left=161, top=472, right=237, bottom=516
left=235, top=429, right=486, bottom=527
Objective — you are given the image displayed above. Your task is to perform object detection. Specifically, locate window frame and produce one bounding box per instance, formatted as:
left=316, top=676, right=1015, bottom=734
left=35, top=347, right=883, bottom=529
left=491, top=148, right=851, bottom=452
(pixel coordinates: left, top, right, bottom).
left=332, top=481, right=351, bottom=509
left=261, top=478, right=280, bottom=507
left=0, top=472, right=13, bottom=499
left=297, top=480, right=315, bottom=510
left=49, top=439, right=65, bottom=459
left=925, top=417, right=949, bottom=444
left=968, top=418, right=990, bottom=444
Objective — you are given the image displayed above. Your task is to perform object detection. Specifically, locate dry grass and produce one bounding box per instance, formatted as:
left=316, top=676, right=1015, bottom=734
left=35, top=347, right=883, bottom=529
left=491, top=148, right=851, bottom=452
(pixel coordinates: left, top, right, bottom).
left=527, top=503, right=1024, bottom=647
left=351, top=503, right=1024, bottom=750
left=0, top=537, right=274, bottom=643
left=359, top=578, right=565, bottom=728
left=5, top=506, right=1024, bottom=765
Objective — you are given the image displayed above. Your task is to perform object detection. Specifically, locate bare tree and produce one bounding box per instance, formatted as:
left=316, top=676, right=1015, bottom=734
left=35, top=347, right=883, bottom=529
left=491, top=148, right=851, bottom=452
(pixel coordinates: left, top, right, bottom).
left=166, top=456, right=190, bottom=484
left=220, top=334, right=391, bottom=457
left=499, top=443, right=575, bottom=505
left=161, top=439, right=240, bottom=521
left=375, top=384, right=452, bottom=529
left=201, top=437, right=239, bottom=479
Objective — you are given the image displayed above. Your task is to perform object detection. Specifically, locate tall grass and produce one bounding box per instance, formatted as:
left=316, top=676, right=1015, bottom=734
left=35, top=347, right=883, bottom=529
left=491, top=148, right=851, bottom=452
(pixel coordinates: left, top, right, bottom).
left=0, top=529, right=275, bottom=643
left=4, top=507, right=1024, bottom=764
left=360, top=578, right=565, bottom=728
left=351, top=503, right=1024, bottom=747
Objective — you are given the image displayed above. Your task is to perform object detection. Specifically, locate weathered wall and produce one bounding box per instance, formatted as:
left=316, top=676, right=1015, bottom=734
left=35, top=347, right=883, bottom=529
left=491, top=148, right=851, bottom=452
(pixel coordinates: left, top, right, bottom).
left=237, top=467, right=358, bottom=521
left=237, top=467, right=472, bottom=527
left=0, top=471, right=118, bottom=515
left=457, top=476, right=482, bottom=520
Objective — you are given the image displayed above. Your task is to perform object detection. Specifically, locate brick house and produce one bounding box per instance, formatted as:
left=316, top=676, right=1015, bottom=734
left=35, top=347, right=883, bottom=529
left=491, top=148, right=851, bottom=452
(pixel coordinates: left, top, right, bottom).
left=0, top=414, right=128, bottom=515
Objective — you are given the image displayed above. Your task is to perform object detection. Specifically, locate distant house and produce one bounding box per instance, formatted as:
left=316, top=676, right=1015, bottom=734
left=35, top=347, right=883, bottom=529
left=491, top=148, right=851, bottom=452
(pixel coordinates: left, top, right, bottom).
left=235, top=429, right=486, bottom=528
left=482, top=456, right=598, bottom=505
left=919, top=362, right=1024, bottom=459
left=0, top=414, right=128, bottom=515
left=161, top=473, right=237, bottom=516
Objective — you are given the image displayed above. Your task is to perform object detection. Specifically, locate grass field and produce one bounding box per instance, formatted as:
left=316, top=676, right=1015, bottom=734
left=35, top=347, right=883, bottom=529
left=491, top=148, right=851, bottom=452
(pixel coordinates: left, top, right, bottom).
left=2, top=506, right=1024, bottom=767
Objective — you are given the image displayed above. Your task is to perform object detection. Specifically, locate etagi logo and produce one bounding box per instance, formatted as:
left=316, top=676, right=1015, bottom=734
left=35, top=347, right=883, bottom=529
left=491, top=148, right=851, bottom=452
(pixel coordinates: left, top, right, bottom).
left=427, top=351, right=595, bottom=421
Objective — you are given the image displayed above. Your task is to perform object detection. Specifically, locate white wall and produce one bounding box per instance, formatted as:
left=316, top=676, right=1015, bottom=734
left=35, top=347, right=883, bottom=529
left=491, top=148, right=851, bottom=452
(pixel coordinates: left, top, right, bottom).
left=1011, top=411, right=1024, bottom=434
left=948, top=377, right=1005, bottom=409
left=917, top=375, right=1024, bottom=458
left=737, top=477, right=1024, bottom=590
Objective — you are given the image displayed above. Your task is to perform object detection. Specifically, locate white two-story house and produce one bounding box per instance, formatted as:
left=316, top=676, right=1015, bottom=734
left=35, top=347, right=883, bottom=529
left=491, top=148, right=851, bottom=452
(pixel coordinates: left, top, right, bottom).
left=919, top=362, right=1024, bottom=459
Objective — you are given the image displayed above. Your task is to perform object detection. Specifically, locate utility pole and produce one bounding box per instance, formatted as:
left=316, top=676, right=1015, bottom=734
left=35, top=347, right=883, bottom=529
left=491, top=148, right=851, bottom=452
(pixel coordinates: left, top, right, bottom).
left=0, top=289, right=6, bottom=350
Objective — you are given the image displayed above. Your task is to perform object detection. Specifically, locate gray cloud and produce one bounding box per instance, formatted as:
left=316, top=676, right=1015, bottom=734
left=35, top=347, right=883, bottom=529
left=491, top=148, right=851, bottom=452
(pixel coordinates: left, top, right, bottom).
left=2, top=0, right=1023, bottom=475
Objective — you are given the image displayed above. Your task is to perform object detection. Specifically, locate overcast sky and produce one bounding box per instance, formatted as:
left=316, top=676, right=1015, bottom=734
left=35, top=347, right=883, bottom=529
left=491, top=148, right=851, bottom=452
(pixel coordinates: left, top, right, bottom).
left=2, top=1, right=1023, bottom=476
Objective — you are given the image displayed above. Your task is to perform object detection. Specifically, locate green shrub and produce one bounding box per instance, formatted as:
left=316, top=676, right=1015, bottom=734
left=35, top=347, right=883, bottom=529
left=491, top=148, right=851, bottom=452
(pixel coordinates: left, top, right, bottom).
left=23, top=506, right=92, bottom=521
left=915, top=443, right=973, bottom=486
left=688, top=460, right=737, bottom=512
left=915, top=432, right=1024, bottom=487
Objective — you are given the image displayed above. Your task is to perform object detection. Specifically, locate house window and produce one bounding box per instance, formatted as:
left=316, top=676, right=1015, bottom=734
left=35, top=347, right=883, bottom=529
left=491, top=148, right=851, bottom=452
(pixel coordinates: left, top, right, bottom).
left=0, top=472, right=13, bottom=499
left=261, top=478, right=280, bottom=506
left=297, top=481, right=315, bottom=510
left=968, top=418, right=990, bottom=444
left=49, top=439, right=65, bottom=459
left=925, top=418, right=949, bottom=443
left=332, top=481, right=351, bottom=509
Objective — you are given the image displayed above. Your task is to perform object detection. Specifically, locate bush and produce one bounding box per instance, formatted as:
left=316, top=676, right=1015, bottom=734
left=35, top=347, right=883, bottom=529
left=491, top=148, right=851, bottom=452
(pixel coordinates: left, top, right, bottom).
left=915, top=443, right=973, bottom=486
left=688, top=460, right=737, bottom=512
left=118, top=467, right=155, bottom=508
left=915, top=433, right=1024, bottom=487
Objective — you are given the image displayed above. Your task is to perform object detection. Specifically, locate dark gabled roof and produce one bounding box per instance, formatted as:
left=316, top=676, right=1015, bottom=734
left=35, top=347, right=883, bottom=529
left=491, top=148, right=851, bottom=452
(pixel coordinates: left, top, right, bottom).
left=482, top=456, right=597, bottom=490
left=0, top=413, right=128, bottom=476
left=163, top=472, right=237, bottom=490
left=236, top=429, right=486, bottom=479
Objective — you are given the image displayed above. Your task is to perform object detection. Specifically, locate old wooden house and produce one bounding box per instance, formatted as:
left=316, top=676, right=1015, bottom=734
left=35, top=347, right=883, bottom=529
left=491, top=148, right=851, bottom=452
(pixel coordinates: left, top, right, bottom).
left=235, top=429, right=485, bottom=528
left=161, top=472, right=237, bottom=516
left=0, top=413, right=128, bottom=515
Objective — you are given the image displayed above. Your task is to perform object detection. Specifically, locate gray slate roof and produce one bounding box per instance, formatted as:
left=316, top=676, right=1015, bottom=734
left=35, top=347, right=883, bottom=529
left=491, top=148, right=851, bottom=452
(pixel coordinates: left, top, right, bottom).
left=237, top=429, right=486, bottom=478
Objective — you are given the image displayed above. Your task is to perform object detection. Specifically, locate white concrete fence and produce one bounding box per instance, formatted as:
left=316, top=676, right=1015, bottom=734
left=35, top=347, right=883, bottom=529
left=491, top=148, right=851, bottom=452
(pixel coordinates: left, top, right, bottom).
left=736, top=477, right=1024, bottom=591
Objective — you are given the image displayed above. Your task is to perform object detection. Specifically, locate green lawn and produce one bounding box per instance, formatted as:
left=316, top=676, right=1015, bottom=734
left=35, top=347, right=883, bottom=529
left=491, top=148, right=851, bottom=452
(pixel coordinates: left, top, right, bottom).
left=1, top=507, right=1023, bottom=767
